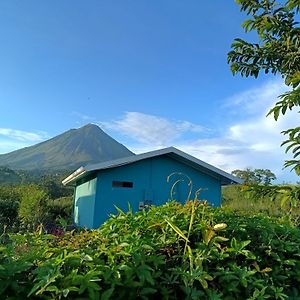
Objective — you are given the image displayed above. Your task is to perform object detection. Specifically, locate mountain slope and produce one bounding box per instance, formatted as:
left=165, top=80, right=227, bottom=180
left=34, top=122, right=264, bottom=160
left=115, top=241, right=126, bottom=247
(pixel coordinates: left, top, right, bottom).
left=0, top=124, right=134, bottom=170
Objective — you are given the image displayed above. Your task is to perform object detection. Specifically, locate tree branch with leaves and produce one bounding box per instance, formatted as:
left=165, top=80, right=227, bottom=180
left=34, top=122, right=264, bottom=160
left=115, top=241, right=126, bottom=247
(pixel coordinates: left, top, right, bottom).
left=228, top=0, right=300, bottom=174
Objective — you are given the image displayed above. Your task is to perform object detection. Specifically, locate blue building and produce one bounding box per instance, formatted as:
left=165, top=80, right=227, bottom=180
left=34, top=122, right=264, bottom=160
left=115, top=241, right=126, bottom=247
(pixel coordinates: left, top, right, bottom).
left=63, top=147, right=241, bottom=228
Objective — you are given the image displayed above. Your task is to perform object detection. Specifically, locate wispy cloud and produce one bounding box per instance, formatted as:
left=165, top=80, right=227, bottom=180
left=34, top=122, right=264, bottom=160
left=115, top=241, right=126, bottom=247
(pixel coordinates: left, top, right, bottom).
left=0, top=128, right=48, bottom=142
left=100, top=112, right=207, bottom=146
left=0, top=128, right=48, bottom=154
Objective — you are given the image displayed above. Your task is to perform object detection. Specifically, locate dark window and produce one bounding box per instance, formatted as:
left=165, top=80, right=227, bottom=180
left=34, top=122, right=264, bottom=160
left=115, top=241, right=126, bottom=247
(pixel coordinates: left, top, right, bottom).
left=112, top=181, right=133, bottom=188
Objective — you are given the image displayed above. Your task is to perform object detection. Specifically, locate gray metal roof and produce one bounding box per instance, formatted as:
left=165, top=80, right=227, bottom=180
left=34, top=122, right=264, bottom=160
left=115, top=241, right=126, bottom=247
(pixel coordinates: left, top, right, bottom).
left=62, top=147, right=243, bottom=186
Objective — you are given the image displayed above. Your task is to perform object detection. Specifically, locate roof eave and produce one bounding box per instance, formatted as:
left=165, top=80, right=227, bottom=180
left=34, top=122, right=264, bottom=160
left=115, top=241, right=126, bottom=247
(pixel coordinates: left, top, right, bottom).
left=62, top=166, right=86, bottom=186
left=220, top=177, right=243, bottom=185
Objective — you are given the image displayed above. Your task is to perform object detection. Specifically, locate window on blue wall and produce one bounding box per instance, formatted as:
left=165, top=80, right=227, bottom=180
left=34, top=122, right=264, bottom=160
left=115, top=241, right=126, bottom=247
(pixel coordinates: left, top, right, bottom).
left=112, top=181, right=133, bottom=188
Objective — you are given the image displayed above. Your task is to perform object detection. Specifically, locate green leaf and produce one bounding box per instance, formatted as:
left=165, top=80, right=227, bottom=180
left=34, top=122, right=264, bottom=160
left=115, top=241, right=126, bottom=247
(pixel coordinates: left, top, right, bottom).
left=165, top=219, right=189, bottom=242
left=100, top=287, right=114, bottom=300
left=45, top=285, right=60, bottom=293
left=63, top=289, right=70, bottom=297
left=140, top=287, right=157, bottom=295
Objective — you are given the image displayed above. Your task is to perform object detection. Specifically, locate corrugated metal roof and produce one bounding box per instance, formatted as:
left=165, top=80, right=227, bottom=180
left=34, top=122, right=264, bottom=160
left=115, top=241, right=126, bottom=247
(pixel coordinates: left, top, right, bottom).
left=62, top=147, right=243, bottom=186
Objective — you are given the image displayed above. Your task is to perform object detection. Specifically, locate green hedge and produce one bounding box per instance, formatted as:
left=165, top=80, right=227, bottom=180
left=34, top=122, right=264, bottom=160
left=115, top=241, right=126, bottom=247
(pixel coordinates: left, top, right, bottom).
left=1, top=201, right=300, bottom=299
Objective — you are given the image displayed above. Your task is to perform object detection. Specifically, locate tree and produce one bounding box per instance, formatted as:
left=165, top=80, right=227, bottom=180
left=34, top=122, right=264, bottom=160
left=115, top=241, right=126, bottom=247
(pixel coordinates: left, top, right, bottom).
left=255, top=168, right=277, bottom=185
left=228, top=0, right=300, bottom=174
left=232, top=168, right=258, bottom=184
left=232, top=168, right=276, bottom=185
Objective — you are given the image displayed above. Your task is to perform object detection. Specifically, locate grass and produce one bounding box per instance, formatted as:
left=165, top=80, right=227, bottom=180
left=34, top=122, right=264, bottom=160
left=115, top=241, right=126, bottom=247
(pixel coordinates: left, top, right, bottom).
left=222, top=184, right=300, bottom=224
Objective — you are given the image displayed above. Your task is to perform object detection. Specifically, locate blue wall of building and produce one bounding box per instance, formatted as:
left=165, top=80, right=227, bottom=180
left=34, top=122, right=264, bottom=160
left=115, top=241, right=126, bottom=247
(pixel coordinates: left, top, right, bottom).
left=74, top=177, right=97, bottom=228
left=90, top=155, right=221, bottom=228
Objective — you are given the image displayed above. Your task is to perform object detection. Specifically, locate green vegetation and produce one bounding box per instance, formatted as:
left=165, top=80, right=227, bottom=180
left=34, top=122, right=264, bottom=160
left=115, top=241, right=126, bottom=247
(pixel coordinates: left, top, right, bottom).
left=225, top=167, right=300, bottom=223
left=228, top=0, right=300, bottom=174
left=1, top=201, right=300, bottom=299
left=0, top=167, right=22, bottom=185
left=0, top=175, right=73, bottom=233
left=0, top=166, right=74, bottom=186
left=18, top=185, right=49, bottom=229
left=222, top=184, right=300, bottom=222
left=0, top=169, right=299, bottom=299
left=1, top=165, right=299, bottom=299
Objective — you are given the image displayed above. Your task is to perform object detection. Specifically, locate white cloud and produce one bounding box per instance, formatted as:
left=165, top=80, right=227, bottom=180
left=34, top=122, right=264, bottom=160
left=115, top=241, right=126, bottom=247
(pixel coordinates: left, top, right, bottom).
left=100, top=112, right=207, bottom=146
left=130, top=119, right=297, bottom=183
left=225, top=79, right=287, bottom=115
left=186, top=81, right=298, bottom=182
left=108, top=81, right=298, bottom=183
left=0, top=128, right=48, bottom=154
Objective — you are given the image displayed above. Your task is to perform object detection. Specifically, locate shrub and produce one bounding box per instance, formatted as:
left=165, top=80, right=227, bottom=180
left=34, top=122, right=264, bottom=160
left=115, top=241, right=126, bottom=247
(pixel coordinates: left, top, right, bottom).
left=45, top=196, right=73, bottom=231
left=18, top=185, right=49, bottom=229
left=48, top=196, right=73, bottom=218
left=0, top=186, right=21, bottom=232
left=1, top=201, right=300, bottom=299
left=0, top=198, right=19, bottom=232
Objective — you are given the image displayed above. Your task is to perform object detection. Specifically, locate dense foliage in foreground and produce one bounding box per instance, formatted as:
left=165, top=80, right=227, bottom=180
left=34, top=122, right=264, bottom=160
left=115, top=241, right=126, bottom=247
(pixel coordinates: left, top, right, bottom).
left=1, top=201, right=300, bottom=299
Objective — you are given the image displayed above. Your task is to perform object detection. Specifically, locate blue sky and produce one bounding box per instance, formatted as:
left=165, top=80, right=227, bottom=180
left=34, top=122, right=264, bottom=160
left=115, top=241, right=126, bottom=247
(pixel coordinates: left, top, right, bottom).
left=0, top=1, right=298, bottom=182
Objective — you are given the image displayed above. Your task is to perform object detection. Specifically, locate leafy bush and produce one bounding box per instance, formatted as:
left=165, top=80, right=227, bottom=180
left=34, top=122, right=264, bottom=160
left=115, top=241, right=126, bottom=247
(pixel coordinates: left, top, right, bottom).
left=38, top=175, right=73, bottom=199
left=0, top=186, right=21, bottom=232
left=46, top=196, right=73, bottom=219
left=45, top=196, right=73, bottom=231
left=18, top=185, right=49, bottom=229
left=0, top=199, right=19, bottom=232
left=1, top=201, right=300, bottom=299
